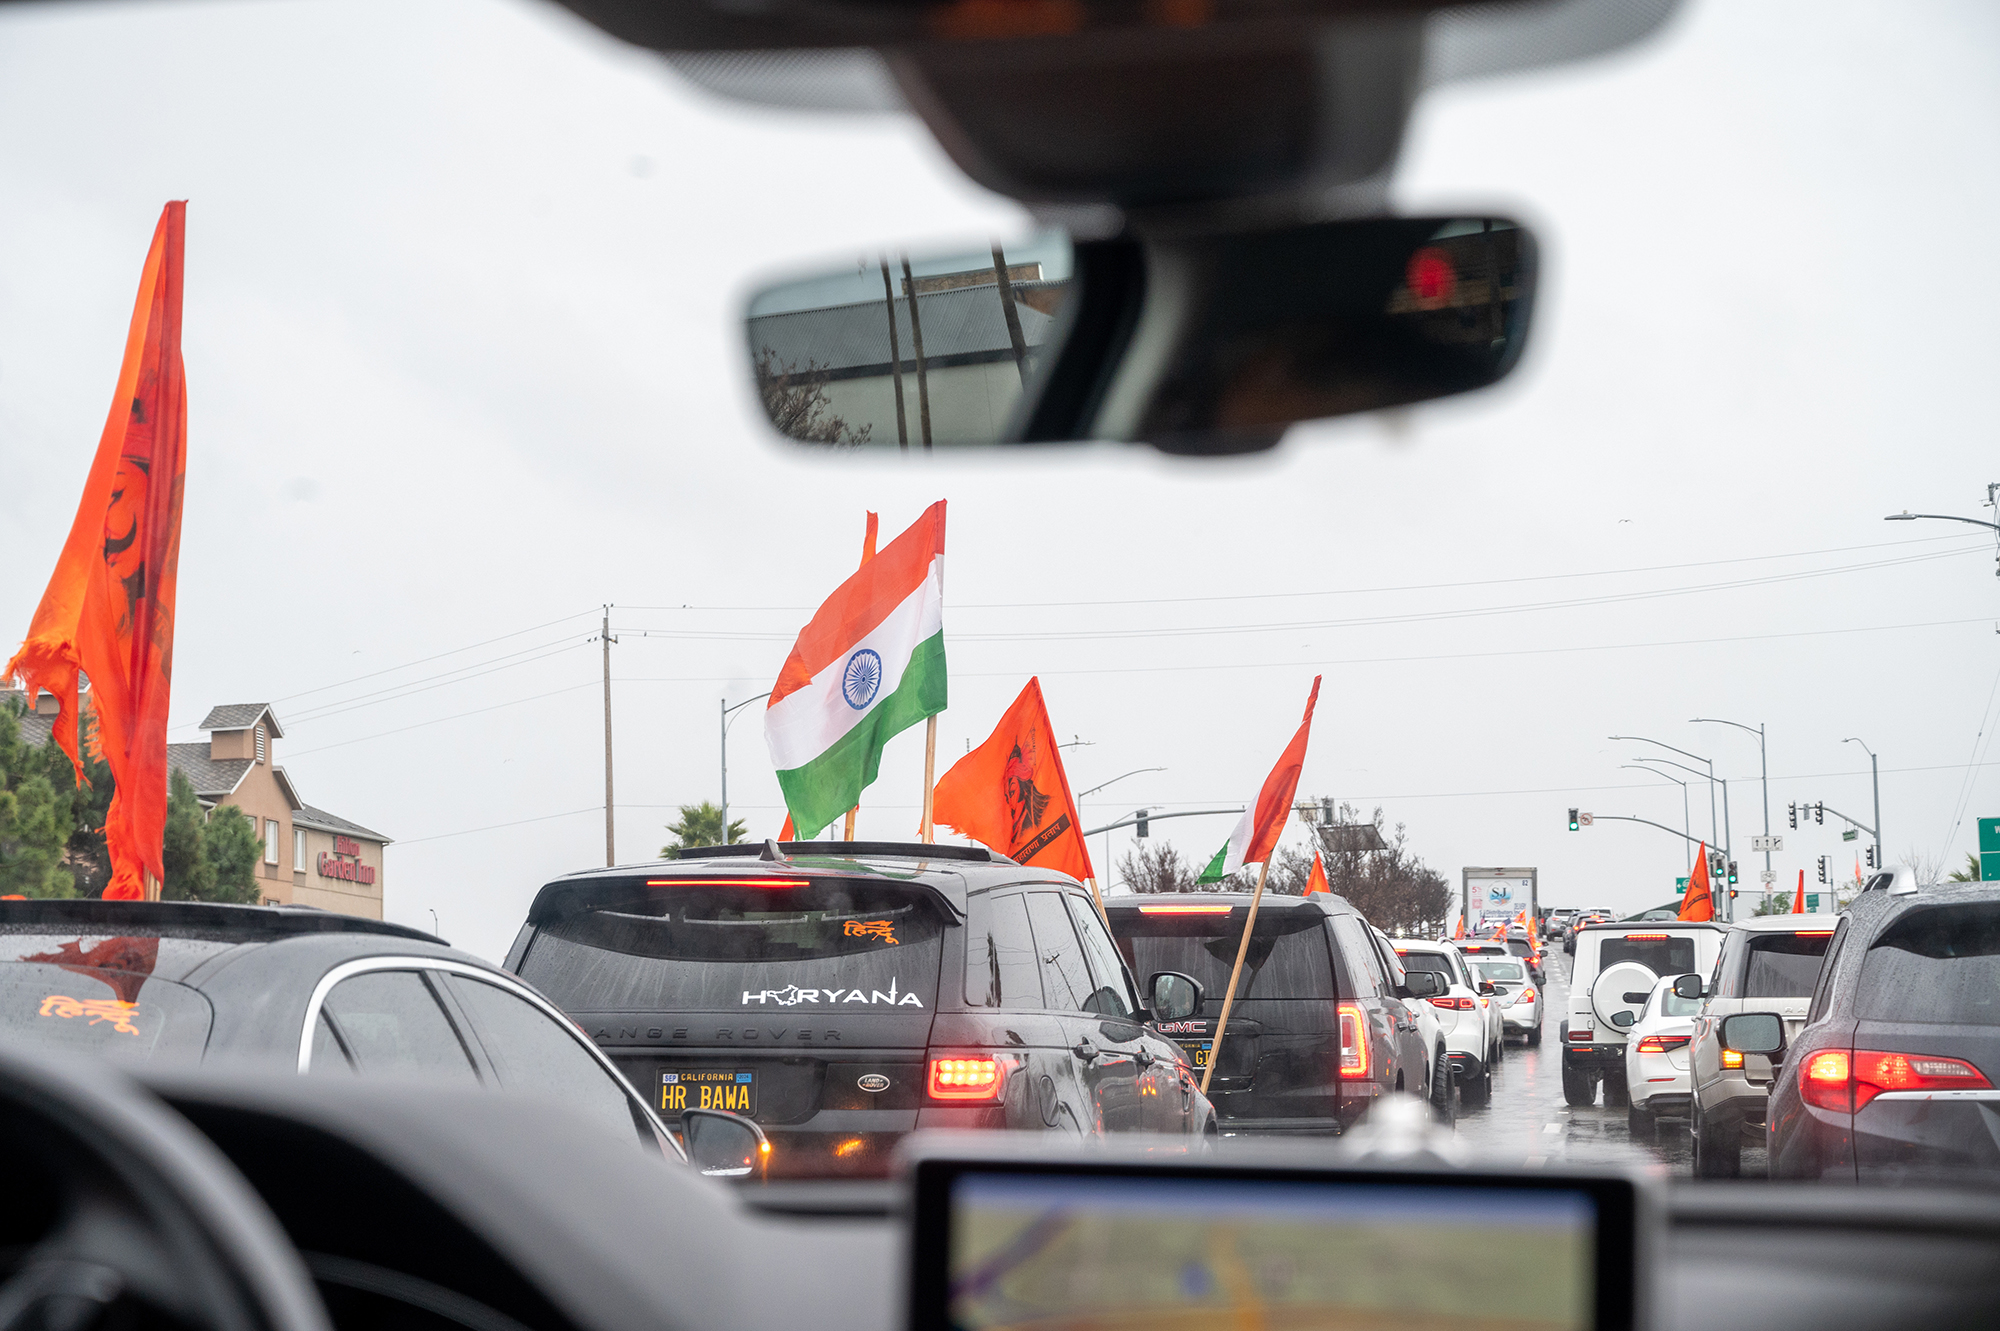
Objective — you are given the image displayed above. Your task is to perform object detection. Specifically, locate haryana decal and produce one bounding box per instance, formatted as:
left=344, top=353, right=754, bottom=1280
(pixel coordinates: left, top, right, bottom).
left=40, top=994, right=142, bottom=1035
left=741, top=980, right=923, bottom=1007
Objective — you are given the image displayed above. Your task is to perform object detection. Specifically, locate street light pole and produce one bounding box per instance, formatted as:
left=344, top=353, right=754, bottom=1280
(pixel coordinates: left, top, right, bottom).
left=720, top=692, right=773, bottom=843
left=1614, top=735, right=1731, bottom=919
left=1844, top=737, right=1883, bottom=873
left=1885, top=485, right=2000, bottom=580
left=1694, top=718, right=1769, bottom=903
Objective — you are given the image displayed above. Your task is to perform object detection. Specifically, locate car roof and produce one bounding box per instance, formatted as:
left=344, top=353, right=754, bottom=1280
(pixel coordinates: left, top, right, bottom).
left=1731, top=913, right=1843, bottom=933
left=1574, top=919, right=1725, bottom=932
left=528, top=841, right=1079, bottom=924
left=1102, top=892, right=1339, bottom=913
left=0, top=898, right=443, bottom=945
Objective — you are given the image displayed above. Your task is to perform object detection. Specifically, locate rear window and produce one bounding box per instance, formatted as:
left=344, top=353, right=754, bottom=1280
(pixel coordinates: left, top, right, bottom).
left=1597, top=936, right=1697, bottom=975
left=1400, top=951, right=1460, bottom=986
left=1112, top=909, right=1334, bottom=1001
left=1471, top=959, right=1527, bottom=983
left=0, top=933, right=214, bottom=1063
left=1504, top=940, right=1533, bottom=958
left=1856, top=904, right=2000, bottom=1025
left=519, top=879, right=945, bottom=1012
left=1743, top=933, right=1832, bottom=998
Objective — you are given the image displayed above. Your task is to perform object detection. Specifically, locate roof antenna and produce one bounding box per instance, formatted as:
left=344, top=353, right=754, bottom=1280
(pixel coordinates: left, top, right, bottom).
left=760, top=839, right=788, bottom=862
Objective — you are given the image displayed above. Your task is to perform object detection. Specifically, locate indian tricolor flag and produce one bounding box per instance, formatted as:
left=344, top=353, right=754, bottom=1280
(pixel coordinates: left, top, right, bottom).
left=1200, top=677, right=1322, bottom=879
left=765, top=502, right=948, bottom=838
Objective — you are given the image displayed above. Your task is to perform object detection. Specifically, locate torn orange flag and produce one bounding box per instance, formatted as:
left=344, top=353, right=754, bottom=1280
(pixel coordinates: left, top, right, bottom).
left=931, top=677, right=1093, bottom=881
left=6, top=203, right=188, bottom=901
left=1792, top=869, right=1806, bottom=914
left=1678, top=844, right=1715, bottom=922
left=1304, top=853, right=1332, bottom=896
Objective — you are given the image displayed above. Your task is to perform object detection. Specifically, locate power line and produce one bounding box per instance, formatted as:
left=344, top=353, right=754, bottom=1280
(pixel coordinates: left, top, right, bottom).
left=608, top=546, right=1983, bottom=645
left=284, top=640, right=592, bottom=726
left=283, top=680, right=598, bottom=758
left=610, top=532, right=1983, bottom=614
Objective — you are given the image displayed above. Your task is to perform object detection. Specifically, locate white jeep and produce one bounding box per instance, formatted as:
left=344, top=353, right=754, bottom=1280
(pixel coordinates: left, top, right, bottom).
left=1561, top=920, right=1726, bottom=1107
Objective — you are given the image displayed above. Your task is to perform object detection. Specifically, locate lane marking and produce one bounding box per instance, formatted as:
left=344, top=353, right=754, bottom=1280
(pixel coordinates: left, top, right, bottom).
left=1542, top=1123, right=1562, bottom=1134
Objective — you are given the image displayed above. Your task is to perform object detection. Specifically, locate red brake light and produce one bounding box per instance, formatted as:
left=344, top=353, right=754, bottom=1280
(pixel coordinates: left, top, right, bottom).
left=645, top=878, right=809, bottom=888
left=1136, top=904, right=1233, bottom=915
left=1635, top=1035, right=1691, bottom=1055
left=1338, top=1002, right=1370, bottom=1080
left=1799, top=1048, right=1991, bottom=1114
left=1801, top=1050, right=1851, bottom=1111
left=1794, top=930, right=1834, bottom=937
left=1624, top=933, right=1670, bottom=941
left=1568, top=1029, right=1594, bottom=1041
left=1517, top=986, right=1537, bottom=1004
left=1427, top=996, right=1476, bottom=1011
left=928, top=1057, right=1003, bottom=1101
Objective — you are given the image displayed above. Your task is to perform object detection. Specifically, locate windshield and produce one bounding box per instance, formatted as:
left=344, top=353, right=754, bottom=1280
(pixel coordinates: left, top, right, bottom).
left=4, top=0, right=1995, bottom=1202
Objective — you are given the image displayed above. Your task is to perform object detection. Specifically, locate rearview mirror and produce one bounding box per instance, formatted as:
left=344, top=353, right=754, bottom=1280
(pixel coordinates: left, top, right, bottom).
left=1402, top=970, right=1445, bottom=999
left=1147, top=971, right=1204, bottom=1023
left=1672, top=973, right=1705, bottom=1001
left=1718, top=1013, right=1786, bottom=1057
left=680, top=1109, right=769, bottom=1180
left=746, top=216, right=1535, bottom=454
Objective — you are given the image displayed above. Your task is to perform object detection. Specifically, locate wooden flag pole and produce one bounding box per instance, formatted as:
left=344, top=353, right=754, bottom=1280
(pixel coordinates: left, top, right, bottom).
left=1085, top=876, right=1108, bottom=928
left=144, top=871, right=161, bottom=903
left=844, top=807, right=858, bottom=841
left=1200, top=855, right=1274, bottom=1097
left=920, top=715, right=938, bottom=843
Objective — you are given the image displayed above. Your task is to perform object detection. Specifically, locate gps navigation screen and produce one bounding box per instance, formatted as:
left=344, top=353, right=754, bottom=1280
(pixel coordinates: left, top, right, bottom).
left=946, top=1173, right=1598, bottom=1331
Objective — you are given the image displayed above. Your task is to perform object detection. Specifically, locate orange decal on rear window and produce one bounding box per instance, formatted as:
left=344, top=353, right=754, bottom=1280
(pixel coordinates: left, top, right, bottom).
left=40, top=994, right=142, bottom=1035
left=844, top=919, right=898, bottom=945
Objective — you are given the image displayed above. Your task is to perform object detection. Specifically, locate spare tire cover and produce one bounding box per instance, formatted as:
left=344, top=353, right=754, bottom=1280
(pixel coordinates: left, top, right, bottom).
left=1591, top=961, right=1658, bottom=1034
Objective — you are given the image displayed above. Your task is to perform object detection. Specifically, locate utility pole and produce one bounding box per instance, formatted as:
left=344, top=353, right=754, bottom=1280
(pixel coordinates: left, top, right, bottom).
left=1693, top=718, right=1767, bottom=913
left=900, top=256, right=933, bottom=450
left=991, top=242, right=1030, bottom=385
left=720, top=692, right=774, bottom=845
left=601, top=606, right=616, bottom=867
left=878, top=258, right=909, bottom=451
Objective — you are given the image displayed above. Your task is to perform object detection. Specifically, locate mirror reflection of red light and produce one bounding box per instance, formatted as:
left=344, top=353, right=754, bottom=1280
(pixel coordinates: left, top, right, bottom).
left=1406, top=247, right=1456, bottom=307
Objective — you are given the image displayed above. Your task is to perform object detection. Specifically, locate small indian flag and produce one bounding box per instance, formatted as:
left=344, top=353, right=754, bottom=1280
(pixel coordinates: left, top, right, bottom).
left=765, top=503, right=947, bottom=838
left=1198, top=677, right=1323, bottom=882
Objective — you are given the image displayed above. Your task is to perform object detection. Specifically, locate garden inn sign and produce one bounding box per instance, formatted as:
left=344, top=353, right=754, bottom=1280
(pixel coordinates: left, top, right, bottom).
left=317, top=834, right=378, bottom=887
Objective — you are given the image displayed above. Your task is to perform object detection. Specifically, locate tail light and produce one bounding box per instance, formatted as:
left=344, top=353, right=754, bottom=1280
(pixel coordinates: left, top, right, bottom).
left=1803, top=1048, right=1993, bottom=1113
left=1512, top=986, right=1538, bottom=1006
left=1634, top=1035, right=1690, bottom=1055
left=928, top=1057, right=1003, bottom=1101
left=1568, top=1029, right=1594, bottom=1042
left=1428, top=996, right=1476, bottom=1010
left=1338, top=1002, right=1371, bottom=1080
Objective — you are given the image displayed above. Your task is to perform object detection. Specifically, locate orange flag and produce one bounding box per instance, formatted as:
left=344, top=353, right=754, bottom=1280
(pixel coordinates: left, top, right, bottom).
left=931, top=678, right=1092, bottom=880
left=7, top=204, right=189, bottom=901
left=1304, top=853, right=1331, bottom=896
left=1452, top=915, right=1465, bottom=940
left=1678, top=844, right=1715, bottom=922
left=1792, top=868, right=1805, bottom=914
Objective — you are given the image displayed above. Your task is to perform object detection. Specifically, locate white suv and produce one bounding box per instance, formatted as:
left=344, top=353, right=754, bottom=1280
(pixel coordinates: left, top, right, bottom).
left=1394, top=941, right=1504, bottom=1110
left=1562, top=920, right=1725, bottom=1107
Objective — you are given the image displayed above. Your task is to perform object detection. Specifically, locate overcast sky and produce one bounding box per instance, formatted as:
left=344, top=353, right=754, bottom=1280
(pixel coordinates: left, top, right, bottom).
left=3, top=0, right=1998, bottom=961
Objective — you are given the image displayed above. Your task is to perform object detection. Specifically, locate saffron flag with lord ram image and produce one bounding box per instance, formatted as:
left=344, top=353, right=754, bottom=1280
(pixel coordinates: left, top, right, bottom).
left=931, top=677, right=1093, bottom=881
left=766, top=502, right=948, bottom=839
left=6, top=203, right=189, bottom=901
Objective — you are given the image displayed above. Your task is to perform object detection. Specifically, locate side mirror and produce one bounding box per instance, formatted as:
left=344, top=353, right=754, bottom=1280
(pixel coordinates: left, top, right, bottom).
left=1719, top=1012, right=1786, bottom=1058
left=1672, top=973, right=1706, bottom=1001
left=1147, top=971, right=1204, bottom=1024
left=1401, top=971, right=1445, bottom=999
left=1477, top=981, right=1498, bottom=997
left=680, top=1109, right=769, bottom=1181
left=1608, top=1010, right=1637, bottom=1029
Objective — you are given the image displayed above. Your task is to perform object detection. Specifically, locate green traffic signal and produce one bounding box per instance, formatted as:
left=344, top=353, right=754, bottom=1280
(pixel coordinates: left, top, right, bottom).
left=1567, top=807, right=1579, bottom=832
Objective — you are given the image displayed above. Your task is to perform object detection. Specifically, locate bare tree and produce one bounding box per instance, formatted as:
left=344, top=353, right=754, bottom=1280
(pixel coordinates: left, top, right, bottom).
left=753, top=347, right=873, bottom=446
left=1116, top=843, right=1205, bottom=894
left=1295, top=803, right=1453, bottom=936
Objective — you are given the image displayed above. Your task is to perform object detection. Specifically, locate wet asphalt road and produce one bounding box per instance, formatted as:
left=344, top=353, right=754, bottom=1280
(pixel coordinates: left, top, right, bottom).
left=1450, top=951, right=1768, bottom=1178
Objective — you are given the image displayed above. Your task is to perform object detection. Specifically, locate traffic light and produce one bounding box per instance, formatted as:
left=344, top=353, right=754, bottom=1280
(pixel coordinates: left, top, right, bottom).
left=1568, top=807, right=1580, bottom=832
left=1866, top=845, right=1878, bottom=869
left=1728, top=860, right=1739, bottom=885
left=1136, top=809, right=1150, bottom=838
left=1814, top=802, right=1825, bottom=826
left=1709, top=849, right=1727, bottom=878
left=1788, top=802, right=1798, bottom=830
left=1818, top=856, right=1829, bottom=884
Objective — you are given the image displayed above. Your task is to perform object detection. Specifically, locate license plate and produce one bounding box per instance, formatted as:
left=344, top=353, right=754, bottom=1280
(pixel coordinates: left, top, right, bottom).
left=660, top=1069, right=756, bottom=1115
left=1179, top=1042, right=1212, bottom=1069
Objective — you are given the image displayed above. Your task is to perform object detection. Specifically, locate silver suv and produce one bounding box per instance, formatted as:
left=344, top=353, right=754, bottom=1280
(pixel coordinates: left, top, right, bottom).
left=1685, top=913, right=1840, bottom=1178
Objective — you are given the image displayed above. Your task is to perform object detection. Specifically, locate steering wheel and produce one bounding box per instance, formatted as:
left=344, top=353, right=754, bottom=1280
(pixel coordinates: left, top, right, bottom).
left=0, top=1042, right=330, bottom=1331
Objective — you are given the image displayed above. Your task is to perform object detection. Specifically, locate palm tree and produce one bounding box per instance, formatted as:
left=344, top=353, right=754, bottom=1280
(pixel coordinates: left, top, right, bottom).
left=660, top=802, right=747, bottom=858
left=1948, top=852, right=1983, bottom=883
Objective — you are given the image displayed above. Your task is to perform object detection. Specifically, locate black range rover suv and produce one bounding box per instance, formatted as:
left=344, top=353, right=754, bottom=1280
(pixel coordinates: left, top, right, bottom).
left=507, top=842, right=1216, bottom=1178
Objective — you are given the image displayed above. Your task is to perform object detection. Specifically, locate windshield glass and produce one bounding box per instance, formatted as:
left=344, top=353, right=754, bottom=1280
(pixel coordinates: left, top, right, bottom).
left=5, top=0, right=1995, bottom=1199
